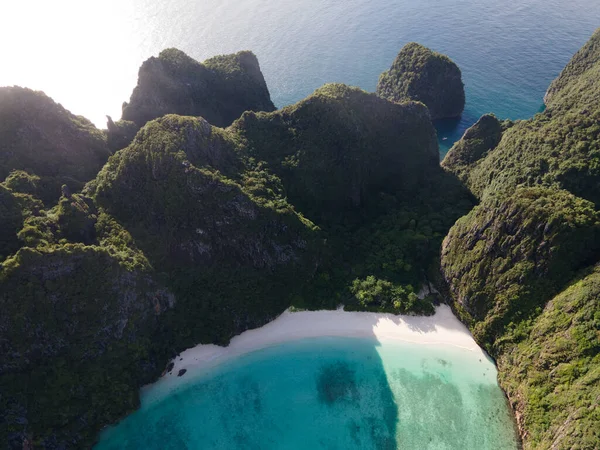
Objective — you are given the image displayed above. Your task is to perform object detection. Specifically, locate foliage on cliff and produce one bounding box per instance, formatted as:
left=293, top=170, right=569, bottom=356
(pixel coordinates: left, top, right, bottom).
left=441, top=28, right=600, bottom=449
left=233, top=83, right=440, bottom=219
left=0, top=87, right=111, bottom=203
left=442, top=29, right=600, bottom=206
left=0, top=239, right=175, bottom=448
left=376, top=43, right=465, bottom=120
left=106, top=49, right=276, bottom=152
left=122, top=48, right=275, bottom=128
left=498, top=265, right=600, bottom=449
left=440, top=114, right=511, bottom=183
left=442, top=187, right=600, bottom=347
left=0, top=183, right=42, bottom=262
left=231, top=84, right=473, bottom=309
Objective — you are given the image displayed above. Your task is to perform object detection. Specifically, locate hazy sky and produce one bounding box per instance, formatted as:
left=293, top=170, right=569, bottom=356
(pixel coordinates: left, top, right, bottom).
left=0, top=1, right=144, bottom=127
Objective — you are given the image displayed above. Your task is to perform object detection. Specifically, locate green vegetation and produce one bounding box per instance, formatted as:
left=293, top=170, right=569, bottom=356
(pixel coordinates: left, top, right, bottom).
left=0, top=184, right=42, bottom=262
left=440, top=114, right=512, bottom=183
left=233, top=83, right=441, bottom=219
left=107, top=49, right=276, bottom=152
left=442, top=187, right=600, bottom=347
left=349, top=276, right=434, bottom=315
left=377, top=42, right=465, bottom=120
left=4, top=29, right=600, bottom=449
left=0, top=244, right=174, bottom=449
left=441, top=28, right=600, bottom=449
left=498, top=266, right=600, bottom=449
left=0, top=87, right=110, bottom=204
left=1, top=78, right=473, bottom=448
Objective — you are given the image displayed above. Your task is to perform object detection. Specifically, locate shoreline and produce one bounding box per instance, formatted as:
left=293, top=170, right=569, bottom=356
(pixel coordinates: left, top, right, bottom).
left=142, top=304, right=489, bottom=406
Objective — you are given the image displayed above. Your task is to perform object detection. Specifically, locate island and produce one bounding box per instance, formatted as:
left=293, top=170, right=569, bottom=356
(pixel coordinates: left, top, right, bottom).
left=376, top=42, right=465, bottom=120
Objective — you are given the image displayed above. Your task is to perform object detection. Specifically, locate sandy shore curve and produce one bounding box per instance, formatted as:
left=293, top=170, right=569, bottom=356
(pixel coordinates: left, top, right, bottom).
left=142, top=304, right=488, bottom=406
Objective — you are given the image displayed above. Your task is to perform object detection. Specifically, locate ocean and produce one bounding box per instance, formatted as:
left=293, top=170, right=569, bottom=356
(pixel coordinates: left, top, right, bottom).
left=95, top=337, right=519, bottom=449
left=2, top=0, right=599, bottom=155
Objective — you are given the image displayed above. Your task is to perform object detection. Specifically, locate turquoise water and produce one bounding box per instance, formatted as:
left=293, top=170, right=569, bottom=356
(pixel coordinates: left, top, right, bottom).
left=3, top=0, right=599, bottom=155
left=95, top=337, right=518, bottom=449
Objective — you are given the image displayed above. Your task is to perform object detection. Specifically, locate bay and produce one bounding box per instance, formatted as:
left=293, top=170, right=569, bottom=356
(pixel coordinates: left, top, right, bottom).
left=95, top=337, right=519, bottom=449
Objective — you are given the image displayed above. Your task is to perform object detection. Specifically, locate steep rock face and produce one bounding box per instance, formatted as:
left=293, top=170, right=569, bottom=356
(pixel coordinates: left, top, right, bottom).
left=441, top=29, right=600, bottom=449
left=498, top=265, right=600, bottom=449
left=0, top=87, right=111, bottom=202
left=376, top=43, right=465, bottom=120
left=441, top=114, right=509, bottom=183
left=121, top=49, right=275, bottom=129
left=92, top=115, right=314, bottom=272
left=442, top=187, right=600, bottom=345
left=233, top=83, right=440, bottom=220
left=0, top=244, right=174, bottom=448
left=544, top=28, right=600, bottom=111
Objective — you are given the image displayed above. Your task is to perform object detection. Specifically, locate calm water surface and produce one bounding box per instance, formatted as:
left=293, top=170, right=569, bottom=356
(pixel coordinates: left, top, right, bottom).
left=95, top=337, right=519, bottom=449
left=2, top=0, right=599, bottom=154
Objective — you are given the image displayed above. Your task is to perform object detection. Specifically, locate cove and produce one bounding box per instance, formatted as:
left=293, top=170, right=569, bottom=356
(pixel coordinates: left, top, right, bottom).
left=95, top=307, right=519, bottom=449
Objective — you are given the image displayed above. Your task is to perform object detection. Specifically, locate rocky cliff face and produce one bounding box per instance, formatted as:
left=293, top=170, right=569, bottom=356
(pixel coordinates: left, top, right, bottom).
left=0, top=243, right=175, bottom=449
left=440, top=114, right=508, bottom=183
left=106, top=49, right=276, bottom=152
left=441, top=28, right=600, bottom=449
left=0, top=87, right=111, bottom=203
left=233, top=83, right=440, bottom=220
left=376, top=43, right=465, bottom=120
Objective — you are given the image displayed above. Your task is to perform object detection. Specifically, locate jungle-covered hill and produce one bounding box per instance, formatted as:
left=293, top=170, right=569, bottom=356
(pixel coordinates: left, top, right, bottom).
left=1, top=53, right=472, bottom=447
left=442, top=27, right=600, bottom=449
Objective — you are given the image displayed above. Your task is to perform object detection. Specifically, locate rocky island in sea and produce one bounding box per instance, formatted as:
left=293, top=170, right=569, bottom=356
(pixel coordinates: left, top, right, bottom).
left=376, top=42, right=466, bottom=120
left=1, top=27, right=600, bottom=450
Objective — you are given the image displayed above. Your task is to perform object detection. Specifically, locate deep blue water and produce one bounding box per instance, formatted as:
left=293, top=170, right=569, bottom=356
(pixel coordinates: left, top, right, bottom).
left=96, top=337, right=519, bottom=449
left=4, top=1, right=596, bottom=154
left=123, top=0, right=600, bottom=156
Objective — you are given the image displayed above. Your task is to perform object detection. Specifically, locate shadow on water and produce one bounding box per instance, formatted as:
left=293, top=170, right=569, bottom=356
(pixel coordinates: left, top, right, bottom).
left=95, top=309, right=519, bottom=450
left=434, top=109, right=482, bottom=159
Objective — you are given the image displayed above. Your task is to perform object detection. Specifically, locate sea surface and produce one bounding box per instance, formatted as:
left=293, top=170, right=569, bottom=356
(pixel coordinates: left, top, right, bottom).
left=95, top=337, right=519, bottom=449
left=2, top=0, right=599, bottom=155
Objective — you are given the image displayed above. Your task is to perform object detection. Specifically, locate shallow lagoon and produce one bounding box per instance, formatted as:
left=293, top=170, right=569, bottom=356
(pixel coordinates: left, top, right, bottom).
left=96, top=337, right=518, bottom=450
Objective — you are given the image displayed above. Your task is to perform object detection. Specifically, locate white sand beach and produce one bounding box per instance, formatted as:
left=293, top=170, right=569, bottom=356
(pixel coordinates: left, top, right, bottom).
left=142, top=304, right=488, bottom=406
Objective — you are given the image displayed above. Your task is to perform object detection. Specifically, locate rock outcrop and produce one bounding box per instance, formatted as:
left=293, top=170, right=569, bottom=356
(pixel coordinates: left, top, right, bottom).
left=376, top=43, right=465, bottom=120
left=0, top=244, right=175, bottom=448
left=233, top=83, right=440, bottom=220
left=106, top=49, right=276, bottom=152
left=0, top=87, right=111, bottom=203
left=440, top=114, right=508, bottom=183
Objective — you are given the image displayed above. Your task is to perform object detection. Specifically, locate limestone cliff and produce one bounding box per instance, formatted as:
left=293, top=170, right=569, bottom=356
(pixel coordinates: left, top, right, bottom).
left=0, top=87, right=111, bottom=203
left=106, top=49, right=276, bottom=152
left=376, top=43, right=465, bottom=120
left=233, top=83, right=440, bottom=220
